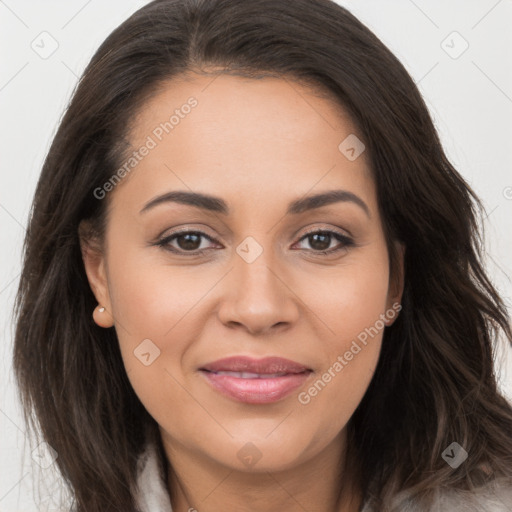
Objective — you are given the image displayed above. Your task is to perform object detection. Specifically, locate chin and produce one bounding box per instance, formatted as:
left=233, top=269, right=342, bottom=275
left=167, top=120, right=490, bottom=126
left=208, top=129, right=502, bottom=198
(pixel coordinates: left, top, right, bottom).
left=204, top=430, right=319, bottom=474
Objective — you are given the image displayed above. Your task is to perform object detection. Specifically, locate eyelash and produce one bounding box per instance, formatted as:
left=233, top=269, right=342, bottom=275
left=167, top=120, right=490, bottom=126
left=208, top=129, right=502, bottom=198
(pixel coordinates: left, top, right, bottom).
left=154, top=227, right=355, bottom=257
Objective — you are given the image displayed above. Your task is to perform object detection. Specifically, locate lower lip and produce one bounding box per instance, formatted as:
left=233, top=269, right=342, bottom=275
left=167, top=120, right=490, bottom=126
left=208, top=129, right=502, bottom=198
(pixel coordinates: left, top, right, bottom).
left=201, top=371, right=311, bottom=404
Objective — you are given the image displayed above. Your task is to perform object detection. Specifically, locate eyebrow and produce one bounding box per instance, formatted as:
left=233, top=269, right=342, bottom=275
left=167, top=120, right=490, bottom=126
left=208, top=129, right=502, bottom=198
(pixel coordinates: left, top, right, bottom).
left=140, top=189, right=370, bottom=217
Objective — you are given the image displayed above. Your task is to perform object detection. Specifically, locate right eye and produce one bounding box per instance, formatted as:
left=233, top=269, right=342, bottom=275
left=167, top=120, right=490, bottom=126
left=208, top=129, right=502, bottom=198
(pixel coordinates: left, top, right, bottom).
left=155, top=229, right=221, bottom=255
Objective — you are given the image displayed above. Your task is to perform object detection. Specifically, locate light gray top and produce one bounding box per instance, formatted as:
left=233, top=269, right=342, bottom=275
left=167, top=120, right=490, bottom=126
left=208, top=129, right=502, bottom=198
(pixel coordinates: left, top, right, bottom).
left=135, top=438, right=512, bottom=512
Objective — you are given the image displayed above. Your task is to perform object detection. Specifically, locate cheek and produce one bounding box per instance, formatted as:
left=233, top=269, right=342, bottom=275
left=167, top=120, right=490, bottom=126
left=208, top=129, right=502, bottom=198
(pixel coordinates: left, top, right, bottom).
left=106, top=237, right=211, bottom=339
left=301, top=249, right=390, bottom=346
left=293, top=253, right=389, bottom=431
left=103, top=244, right=203, bottom=417
left=296, top=288, right=386, bottom=448
left=296, top=339, right=381, bottom=454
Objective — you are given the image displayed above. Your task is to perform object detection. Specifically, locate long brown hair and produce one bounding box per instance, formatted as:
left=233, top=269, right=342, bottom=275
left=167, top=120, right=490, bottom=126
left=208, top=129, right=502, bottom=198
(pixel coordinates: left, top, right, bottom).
left=13, top=0, right=512, bottom=510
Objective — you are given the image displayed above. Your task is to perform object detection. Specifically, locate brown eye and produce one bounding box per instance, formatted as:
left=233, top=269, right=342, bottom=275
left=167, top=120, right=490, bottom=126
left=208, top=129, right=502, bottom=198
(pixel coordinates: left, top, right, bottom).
left=156, top=230, right=218, bottom=254
left=294, top=230, right=354, bottom=254
left=174, top=232, right=202, bottom=251
left=306, top=232, right=331, bottom=251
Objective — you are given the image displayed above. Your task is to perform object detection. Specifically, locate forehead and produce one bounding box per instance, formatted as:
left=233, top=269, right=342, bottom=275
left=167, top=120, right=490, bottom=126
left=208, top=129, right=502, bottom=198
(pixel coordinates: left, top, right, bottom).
left=130, top=71, right=358, bottom=146
left=113, top=72, right=375, bottom=214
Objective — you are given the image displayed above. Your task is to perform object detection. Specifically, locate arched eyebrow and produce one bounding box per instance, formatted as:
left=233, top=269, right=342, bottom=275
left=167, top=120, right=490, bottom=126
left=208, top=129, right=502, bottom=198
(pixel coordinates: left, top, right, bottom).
left=140, top=189, right=370, bottom=218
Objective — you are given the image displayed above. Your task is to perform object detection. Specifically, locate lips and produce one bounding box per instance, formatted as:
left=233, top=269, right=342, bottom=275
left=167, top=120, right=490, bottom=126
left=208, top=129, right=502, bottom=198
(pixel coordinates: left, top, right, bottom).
left=199, top=356, right=312, bottom=404
left=201, top=356, right=310, bottom=374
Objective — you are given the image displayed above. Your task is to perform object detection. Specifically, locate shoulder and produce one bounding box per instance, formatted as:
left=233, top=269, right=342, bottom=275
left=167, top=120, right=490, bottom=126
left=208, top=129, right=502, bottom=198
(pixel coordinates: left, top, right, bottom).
left=436, top=480, right=512, bottom=512
left=360, top=479, right=512, bottom=512
left=135, top=436, right=173, bottom=512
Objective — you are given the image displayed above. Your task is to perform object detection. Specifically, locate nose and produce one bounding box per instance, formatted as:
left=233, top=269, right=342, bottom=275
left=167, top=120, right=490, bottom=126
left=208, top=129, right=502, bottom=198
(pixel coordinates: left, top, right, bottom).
left=216, top=243, right=300, bottom=336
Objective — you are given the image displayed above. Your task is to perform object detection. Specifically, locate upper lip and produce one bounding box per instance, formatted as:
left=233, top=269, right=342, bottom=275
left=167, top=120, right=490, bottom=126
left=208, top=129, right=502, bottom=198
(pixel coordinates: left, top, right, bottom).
left=200, top=356, right=311, bottom=374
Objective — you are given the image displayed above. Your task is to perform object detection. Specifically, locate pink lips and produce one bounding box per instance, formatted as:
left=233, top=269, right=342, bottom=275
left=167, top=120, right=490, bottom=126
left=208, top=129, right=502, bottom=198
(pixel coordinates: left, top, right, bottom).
left=200, top=356, right=312, bottom=404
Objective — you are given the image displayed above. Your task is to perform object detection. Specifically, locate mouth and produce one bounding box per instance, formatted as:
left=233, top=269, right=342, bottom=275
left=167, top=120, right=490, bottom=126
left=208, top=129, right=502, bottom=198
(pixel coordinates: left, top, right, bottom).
left=204, top=371, right=291, bottom=378
left=199, top=356, right=313, bottom=404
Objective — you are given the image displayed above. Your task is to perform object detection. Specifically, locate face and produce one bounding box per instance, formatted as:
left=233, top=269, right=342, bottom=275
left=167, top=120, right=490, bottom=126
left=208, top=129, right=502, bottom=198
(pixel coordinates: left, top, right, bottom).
left=82, top=72, right=403, bottom=473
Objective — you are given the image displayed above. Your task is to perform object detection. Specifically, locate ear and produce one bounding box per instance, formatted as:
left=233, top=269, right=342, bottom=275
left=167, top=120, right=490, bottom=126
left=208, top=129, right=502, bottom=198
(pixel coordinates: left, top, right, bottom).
left=78, top=220, right=114, bottom=328
left=385, top=241, right=405, bottom=326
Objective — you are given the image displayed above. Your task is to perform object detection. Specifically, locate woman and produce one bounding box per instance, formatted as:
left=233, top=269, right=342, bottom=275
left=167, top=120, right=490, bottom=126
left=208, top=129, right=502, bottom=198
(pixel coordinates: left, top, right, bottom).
left=13, top=0, right=512, bottom=510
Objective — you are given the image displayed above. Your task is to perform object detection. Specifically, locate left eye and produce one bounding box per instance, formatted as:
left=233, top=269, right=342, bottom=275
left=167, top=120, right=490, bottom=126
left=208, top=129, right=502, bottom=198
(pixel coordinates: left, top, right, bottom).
left=155, top=229, right=353, bottom=255
left=294, top=230, right=353, bottom=253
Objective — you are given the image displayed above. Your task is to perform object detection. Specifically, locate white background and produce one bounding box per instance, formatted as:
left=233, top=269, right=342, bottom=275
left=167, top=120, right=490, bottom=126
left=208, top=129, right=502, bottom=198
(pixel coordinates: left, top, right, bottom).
left=1, top=1, right=511, bottom=510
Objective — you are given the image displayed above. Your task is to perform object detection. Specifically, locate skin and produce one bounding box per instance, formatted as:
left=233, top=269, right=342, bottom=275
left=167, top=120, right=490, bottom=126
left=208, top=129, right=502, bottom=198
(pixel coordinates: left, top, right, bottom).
left=81, top=72, right=404, bottom=512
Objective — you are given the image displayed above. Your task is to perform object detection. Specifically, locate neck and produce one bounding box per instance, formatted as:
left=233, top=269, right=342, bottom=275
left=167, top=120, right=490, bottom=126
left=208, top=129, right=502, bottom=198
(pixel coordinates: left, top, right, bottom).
left=161, top=428, right=362, bottom=512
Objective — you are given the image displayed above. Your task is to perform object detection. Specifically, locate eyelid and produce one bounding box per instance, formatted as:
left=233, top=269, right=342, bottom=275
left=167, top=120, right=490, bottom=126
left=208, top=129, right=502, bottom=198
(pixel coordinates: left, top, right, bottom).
left=154, top=224, right=219, bottom=244
left=298, top=224, right=352, bottom=239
